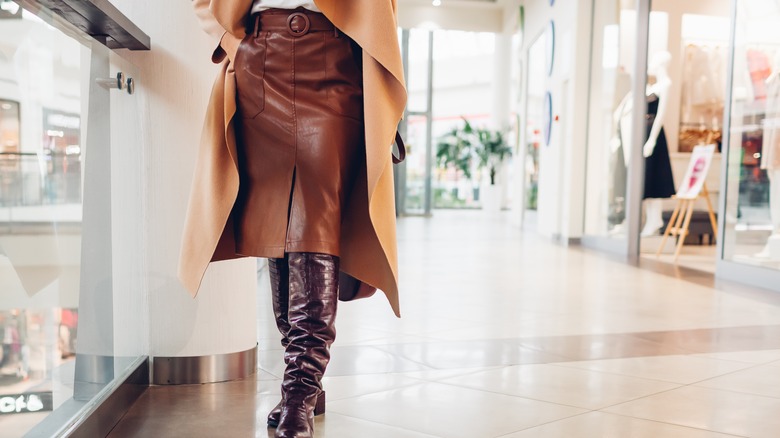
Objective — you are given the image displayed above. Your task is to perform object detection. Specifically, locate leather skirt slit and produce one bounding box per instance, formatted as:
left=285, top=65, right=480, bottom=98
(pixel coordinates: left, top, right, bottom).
left=232, top=8, right=365, bottom=259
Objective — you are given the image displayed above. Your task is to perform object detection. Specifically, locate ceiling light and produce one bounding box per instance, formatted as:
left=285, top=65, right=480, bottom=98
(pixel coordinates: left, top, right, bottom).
left=432, top=0, right=442, bottom=6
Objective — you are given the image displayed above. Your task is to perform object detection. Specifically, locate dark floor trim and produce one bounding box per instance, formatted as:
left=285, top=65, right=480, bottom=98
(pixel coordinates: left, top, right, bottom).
left=65, top=357, right=148, bottom=437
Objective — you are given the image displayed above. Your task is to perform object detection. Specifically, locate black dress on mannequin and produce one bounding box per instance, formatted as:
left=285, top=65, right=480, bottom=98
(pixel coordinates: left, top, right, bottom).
left=643, top=93, right=675, bottom=199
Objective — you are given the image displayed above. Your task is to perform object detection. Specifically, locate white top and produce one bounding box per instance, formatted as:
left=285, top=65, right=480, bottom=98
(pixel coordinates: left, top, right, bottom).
left=251, top=0, right=320, bottom=13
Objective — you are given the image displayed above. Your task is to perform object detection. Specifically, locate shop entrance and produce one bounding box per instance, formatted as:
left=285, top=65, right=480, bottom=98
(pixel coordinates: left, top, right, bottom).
left=636, top=0, right=731, bottom=273
left=582, top=0, right=731, bottom=274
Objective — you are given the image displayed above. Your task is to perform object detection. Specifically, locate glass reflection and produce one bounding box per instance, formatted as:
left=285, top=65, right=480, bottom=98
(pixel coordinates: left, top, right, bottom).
left=525, top=33, right=545, bottom=212
left=431, top=30, right=496, bottom=209
left=584, top=0, right=637, bottom=237
left=403, top=28, right=431, bottom=214
left=0, top=6, right=90, bottom=436
left=724, top=0, right=780, bottom=270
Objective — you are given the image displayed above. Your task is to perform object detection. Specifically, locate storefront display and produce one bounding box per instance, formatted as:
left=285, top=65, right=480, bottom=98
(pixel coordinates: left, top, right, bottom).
left=641, top=51, right=677, bottom=236
left=583, top=0, right=637, bottom=238
left=524, top=31, right=546, bottom=211
left=723, top=0, right=780, bottom=269
left=582, top=0, right=731, bottom=266
left=679, top=42, right=727, bottom=152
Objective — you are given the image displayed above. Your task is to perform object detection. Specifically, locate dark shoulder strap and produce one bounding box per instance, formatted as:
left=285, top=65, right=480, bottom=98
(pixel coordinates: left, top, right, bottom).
left=392, top=131, right=406, bottom=164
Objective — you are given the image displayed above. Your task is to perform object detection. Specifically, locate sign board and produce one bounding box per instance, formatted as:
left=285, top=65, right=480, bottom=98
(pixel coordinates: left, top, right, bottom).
left=0, top=392, right=54, bottom=415
left=676, top=144, right=716, bottom=199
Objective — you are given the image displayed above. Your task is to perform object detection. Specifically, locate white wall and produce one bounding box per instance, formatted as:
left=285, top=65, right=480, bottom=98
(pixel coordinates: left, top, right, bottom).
left=514, top=0, right=593, bottom=240
left=106, top=1, right=257, bottom=358
left=398, top=0, right=504, bottom=32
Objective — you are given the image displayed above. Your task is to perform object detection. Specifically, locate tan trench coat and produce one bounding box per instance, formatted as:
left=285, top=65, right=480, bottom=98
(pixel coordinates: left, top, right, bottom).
left=179, top=0, right=407, bottom=316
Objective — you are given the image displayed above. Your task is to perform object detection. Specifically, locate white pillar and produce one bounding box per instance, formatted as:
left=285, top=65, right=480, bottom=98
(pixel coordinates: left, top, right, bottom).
left=109, top=0, right=257, bottom=383
left=492, top=33, right=512, bottom=130
left=492, top=33, right=513, bottom=208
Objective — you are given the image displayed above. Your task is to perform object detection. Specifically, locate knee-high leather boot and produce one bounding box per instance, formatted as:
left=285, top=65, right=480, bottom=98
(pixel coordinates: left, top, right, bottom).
left=274, top=252, right=338, bottom=438
left=267, top=255, right=325, bottom=427
left=269, top=256, right=291, bottom=348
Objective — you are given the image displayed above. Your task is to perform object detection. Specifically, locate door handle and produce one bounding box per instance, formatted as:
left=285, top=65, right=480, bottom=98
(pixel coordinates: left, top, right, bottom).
left=96, top=72, right=135, bottom=95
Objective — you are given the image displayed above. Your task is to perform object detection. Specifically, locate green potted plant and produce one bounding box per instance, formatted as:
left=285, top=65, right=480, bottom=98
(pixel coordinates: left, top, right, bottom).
left=474, top=127, right=512, bottom=213
left=435, top=118, right=512, bottom=211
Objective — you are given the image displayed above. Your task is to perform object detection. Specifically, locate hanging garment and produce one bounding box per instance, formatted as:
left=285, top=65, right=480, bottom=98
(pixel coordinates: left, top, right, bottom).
left=762, top=73, right=780, bottom=170
left=643, top=93, right=676, bottom=199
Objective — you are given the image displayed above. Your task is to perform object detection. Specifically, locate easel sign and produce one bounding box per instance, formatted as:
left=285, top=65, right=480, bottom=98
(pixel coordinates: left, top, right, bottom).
left=676, top=144, right=716, bottom=199
left=656, top=144, right=718, bottom=261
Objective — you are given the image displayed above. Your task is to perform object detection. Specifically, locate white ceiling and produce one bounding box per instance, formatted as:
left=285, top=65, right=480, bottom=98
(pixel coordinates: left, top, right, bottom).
left=399, top=0, right=509, bottom=9
left=397, top=0, right=511, bottom=32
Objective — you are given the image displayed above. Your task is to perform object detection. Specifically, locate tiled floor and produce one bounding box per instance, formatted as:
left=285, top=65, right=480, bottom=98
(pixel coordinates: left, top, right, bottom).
left=109, top=211, right=780, bottom=437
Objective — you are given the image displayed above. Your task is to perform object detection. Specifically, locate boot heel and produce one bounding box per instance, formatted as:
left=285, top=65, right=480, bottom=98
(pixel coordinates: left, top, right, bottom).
left=314, top=391, right=326, bottom=416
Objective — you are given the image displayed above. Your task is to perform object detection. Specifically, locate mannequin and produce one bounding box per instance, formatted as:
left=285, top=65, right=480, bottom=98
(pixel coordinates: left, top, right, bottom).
left=757, top=55, right=780, bottom=258
left=641, top=51, right=676, bottom=236
left=607, top=68, right=632, bottom=229
left=609, top=52, right=676, bottom=235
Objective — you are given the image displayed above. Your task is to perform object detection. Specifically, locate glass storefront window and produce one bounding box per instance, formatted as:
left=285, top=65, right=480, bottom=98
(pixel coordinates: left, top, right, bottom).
left=404, top=114, right=428, bottom=212
left=524, top=32, right=546, bottom=212
left=399, top=28, right=497, bottom=213
left=723, top=0, right=780, bottom=269
left=583, top=0, right=637, bottom=236
left=402, top=28, right=432, bottom=214
left=1, top=4, right=146, bottom=436
left=0, top=10, right=88, bottom=433
left=432, top=30, right=495, bottom=209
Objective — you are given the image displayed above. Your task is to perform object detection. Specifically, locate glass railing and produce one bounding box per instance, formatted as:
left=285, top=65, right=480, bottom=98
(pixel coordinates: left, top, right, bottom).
left=0, top=153, right=83, bottom=208
left=0, top=1, right=149, bottom=436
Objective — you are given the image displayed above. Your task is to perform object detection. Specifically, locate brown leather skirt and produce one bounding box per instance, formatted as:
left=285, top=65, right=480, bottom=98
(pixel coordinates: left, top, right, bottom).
left=233, top=8, right=364, bottom=259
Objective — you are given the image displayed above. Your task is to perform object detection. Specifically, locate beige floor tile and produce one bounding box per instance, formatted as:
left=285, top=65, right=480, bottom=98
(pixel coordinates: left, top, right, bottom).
left=330, top=325, right=402, bottom=346
left=147, top=376, right=280, bottom=396
left=320, top=374, right=422, bottom=401
left=501, top=411, right=743, bottom=438
left=254, top=413, right=439, bottom=438
left=695, top=362, right=780, bottom=398
left=691, top=349, right=780, bottom=364
left=313, top=412, right=439, bottom=438
left=108, top=390, right=279, bottom=437
left=348, top=334, right=436, bottom=346
left=108, top=211, right=780, bottom=437
left=256, top=369, right=280, bottom=381
left=327, top=381, right=586, bottom=438
left=259, top=345, right=430, bottom=378
left=603, top=385, right=780, bottom=438
left=554, top=355, right=753, bottom=384
left=440, top=364, right=680, bottom=410
left=395, top=366, right=503, bottom=382
left=373, top=339, right=572, bottom=368
left=518, top=333, right=693, bottom=361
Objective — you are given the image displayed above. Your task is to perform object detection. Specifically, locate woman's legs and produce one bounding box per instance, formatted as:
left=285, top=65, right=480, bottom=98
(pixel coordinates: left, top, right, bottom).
left=274, top=252, right=339, bottom=438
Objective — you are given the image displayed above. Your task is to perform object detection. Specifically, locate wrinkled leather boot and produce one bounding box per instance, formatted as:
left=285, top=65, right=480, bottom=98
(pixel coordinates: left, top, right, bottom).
left=267, top=255, right=326, bottom=428
left=274, top=252, right=339, bottom=438
left=269, top=255, right=292, bottom=348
